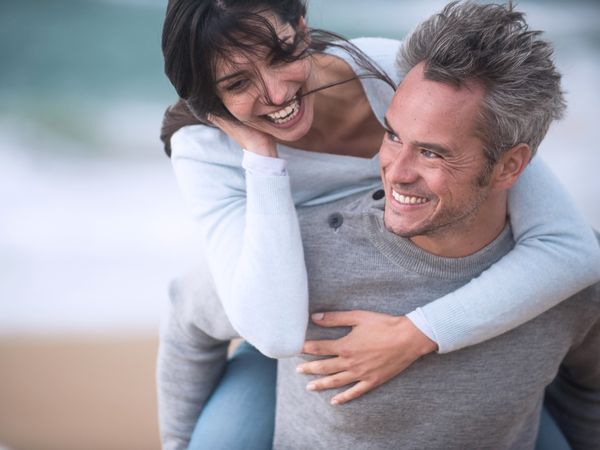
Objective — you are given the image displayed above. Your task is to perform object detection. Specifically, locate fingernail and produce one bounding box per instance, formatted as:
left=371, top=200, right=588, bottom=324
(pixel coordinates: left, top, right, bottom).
left=306, top=383, right=316, bottom=391
left=330, top=398, right=340, bottom=406
left=312, top=312, right=325, bottom=321
left=296, top=366, right=305, bottom=373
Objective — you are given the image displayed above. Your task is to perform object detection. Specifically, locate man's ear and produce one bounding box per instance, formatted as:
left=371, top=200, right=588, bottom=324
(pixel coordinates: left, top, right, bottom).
left=490, top=143, right=532, bottom=191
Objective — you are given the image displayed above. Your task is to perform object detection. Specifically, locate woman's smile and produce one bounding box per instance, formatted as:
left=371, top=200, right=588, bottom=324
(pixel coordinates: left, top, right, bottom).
left=261, top=94, right=305, bottom=129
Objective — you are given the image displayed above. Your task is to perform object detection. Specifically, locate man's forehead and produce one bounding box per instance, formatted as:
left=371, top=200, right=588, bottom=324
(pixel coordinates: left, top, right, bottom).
left=385, top=64, right=487, bottom=156
left=397, top=64, right=484, bottom=105
left=390, top=65, right=484, bottom=130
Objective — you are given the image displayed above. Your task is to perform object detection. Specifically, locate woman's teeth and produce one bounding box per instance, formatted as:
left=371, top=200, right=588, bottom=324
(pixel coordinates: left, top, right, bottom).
left=266, top=97, right=300, bottom=124
left=392, top=190, right=428, bottom=205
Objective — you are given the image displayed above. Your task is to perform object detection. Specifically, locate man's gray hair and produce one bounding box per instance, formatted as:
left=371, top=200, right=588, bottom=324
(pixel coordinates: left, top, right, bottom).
left=397, top=1, right=566, bottom=163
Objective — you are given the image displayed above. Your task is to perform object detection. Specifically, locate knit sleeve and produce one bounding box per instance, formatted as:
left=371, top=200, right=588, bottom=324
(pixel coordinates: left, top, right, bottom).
left=545, top=298, right=600, bottom=450
left=170, top=126, right=308, bottom=358
left=420, top=157, right=600, bottom=353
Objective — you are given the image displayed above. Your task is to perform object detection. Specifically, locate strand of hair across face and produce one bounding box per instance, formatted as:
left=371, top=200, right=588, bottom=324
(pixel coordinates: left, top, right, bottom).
left=298, top=76, right=357, bottom=98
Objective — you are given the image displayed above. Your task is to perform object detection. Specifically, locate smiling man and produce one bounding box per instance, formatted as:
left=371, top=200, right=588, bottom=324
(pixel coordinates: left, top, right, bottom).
left=273, top=2, right=600, bottom=449
left=379, top=64, right=515, bottom=257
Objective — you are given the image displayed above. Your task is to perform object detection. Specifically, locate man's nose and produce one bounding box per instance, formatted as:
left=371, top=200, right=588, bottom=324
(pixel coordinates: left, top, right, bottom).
left=387, top=150, right=420, bottom=184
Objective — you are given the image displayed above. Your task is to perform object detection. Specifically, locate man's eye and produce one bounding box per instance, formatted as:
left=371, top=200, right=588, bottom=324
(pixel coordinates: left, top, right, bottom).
left=386, top=131, right=400, bottom=143
left=226, top=79, right=248, bottom=92
left=421, top=149, right=440, bottom=159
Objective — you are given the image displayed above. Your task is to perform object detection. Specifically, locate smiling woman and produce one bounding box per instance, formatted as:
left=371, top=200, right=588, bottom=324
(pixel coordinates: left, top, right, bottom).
left=160, top=0, right=392, bottom=157
left=156, top=1, right=600, bottom=449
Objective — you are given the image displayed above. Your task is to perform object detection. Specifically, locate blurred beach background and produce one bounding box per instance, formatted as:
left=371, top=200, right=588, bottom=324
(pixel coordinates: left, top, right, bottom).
left=1, top=1, right=599, bottom=449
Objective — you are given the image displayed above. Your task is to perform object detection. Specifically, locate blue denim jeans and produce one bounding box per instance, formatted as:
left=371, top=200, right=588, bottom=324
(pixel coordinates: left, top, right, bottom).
left=535, top=405, right=571, bottom=450
left=188, top=341, right=277, bottom=450
left=188, top=341, right=570, bottom=450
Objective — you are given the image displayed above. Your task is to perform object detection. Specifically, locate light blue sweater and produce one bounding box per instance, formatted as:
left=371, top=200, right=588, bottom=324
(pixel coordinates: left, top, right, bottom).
left=170, top=37, right=600, bottom=357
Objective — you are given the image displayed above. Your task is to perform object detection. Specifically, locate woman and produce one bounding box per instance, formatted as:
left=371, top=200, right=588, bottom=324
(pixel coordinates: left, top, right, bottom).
left=158, top=0, right=600, bottom=448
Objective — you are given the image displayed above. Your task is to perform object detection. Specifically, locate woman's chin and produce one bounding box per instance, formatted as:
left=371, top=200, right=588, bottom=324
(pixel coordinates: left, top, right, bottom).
left=270, top=121, right=311, bottom=143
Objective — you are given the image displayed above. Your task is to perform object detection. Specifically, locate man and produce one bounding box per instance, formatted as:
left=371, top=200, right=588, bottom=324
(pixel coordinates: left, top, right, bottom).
left=159, top=2, right=600, bottom=449
left=269, top=3, right=600, bottom=449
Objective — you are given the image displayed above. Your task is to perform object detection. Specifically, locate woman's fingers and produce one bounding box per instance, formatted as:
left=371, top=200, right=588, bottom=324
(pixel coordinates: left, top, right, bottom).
left=296, top=356, right=349, bottom=375
left=204, top=114, right=277, bottom=156
left=298, top=314, right=439, bottom=405
left=310, top=310, right=365, bottom=327
left=305, top=371, right=356, bottom=393
left=302, top=339, right=340, bottom=356
left=302, top=374, right=385, bottom=405
left=330, top=381, right=373, bottom=405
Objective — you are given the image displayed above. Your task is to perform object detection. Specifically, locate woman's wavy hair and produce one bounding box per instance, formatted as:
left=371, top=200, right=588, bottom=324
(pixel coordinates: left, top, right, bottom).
left=160, top=0, right=394, bottom=156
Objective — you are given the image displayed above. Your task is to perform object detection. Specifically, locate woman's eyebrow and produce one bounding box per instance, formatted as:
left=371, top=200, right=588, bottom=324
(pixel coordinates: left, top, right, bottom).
left=216, top=71, right=244, bottom=84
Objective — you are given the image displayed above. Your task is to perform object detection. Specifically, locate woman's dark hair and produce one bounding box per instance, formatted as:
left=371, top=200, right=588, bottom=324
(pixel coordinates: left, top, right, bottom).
left=160, top=0, right=394, bottom=156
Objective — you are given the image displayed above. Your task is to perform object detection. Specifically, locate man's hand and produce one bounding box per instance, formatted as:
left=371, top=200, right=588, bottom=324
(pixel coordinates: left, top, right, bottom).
left=297, top=310, right=438, bottom=405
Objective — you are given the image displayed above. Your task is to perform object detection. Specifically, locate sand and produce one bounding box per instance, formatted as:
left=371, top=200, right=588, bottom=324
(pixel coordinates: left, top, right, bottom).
left=0, top=334, right=160, bottom=450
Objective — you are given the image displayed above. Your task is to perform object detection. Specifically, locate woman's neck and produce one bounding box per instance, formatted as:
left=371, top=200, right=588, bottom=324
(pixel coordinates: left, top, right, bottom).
left=279, top=53, right=385, bottom=158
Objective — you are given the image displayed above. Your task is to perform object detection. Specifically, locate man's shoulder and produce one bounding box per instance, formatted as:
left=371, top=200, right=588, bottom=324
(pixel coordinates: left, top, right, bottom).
left=299, top=188, right=384, bottom=222
left=297, top=188, right=385, bottom=254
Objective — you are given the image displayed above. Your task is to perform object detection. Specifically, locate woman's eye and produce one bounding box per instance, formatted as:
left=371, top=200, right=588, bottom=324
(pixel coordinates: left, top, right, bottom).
left=421, top=149, right=440, bottom=159
left=226, top=79, right=248, bottom=92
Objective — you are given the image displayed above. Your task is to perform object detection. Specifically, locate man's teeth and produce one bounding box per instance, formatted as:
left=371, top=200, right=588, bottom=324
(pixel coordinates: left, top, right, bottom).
left=267, top=97, right=300, bottom=124
left=392, top=190, right=428, bottom=205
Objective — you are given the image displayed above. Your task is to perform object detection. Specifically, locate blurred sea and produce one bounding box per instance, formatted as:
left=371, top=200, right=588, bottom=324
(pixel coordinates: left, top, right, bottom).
left=1, top=0, right=599, bottom=333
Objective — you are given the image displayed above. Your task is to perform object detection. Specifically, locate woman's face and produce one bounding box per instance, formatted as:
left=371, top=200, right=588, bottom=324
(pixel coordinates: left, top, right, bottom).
left=214, top=15, right=316, bottom=142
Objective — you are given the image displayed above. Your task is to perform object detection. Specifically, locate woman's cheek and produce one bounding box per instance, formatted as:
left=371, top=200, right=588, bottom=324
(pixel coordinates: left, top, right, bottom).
left=224, top=96, right=254, bottom=121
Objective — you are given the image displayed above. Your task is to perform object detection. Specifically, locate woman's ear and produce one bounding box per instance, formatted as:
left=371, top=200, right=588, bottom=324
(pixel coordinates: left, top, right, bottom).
left=297, top=16, right=310, bottom=46
left=298, top=16, right=307, bottom=32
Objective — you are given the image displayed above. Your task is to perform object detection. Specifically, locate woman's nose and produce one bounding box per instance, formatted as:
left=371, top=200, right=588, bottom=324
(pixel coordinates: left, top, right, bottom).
left=262, top=71, right=289, bottom=106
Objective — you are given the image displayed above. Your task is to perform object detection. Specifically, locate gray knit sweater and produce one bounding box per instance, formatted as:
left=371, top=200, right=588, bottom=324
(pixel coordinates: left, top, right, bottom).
left=273, top=191, right=600, bottom=450
left=158, top=190, right=600, bottom=450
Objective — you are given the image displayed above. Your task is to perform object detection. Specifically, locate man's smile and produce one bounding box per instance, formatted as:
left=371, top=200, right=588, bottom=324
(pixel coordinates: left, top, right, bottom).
left=391, top=190, right=430, bottom=205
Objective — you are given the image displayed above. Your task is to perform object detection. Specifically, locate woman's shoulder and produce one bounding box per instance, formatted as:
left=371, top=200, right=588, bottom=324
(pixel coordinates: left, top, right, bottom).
left=171, top=124, right=242, bottom=166
left=349, top=37, right=402, bottom=54
left=349, top=37, right=402, bottom=84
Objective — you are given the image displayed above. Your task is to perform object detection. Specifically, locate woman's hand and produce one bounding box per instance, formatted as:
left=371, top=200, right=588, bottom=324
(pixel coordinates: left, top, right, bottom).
left=208, top=114, right=278, bottom=158
left=297, top=311, right=438, bottom=405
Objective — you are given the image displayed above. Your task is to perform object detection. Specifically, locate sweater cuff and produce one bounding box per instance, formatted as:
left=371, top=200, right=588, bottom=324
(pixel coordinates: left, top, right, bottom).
left=406, top=308, right=438, bottom=347
left=242, top=150, right=288, bottom=176
left=419, top=298, right=471, bottom=354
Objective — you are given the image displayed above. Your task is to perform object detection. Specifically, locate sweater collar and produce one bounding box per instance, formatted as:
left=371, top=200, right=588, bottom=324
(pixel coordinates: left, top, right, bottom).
left=363, top=208, right=515, bottom=280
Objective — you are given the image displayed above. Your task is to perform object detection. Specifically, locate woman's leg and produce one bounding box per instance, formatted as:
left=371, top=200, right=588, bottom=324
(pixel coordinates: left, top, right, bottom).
left=188, top=341, right=277, bottom=450
left=535, top=406, right=571, bottom=450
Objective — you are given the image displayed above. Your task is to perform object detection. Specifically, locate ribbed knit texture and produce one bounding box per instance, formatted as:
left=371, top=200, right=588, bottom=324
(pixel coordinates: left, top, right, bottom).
left=161, top=37, right=600, bottom=449
left=170, top=37, right=600, bottom=358
left=275, top=192, right=600, bottom=449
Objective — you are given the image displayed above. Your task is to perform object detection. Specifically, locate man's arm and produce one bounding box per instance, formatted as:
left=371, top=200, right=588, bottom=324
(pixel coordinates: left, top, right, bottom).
left=157, top=269, right=239, bottom=450
left=545, top=293, right=600, bottom=450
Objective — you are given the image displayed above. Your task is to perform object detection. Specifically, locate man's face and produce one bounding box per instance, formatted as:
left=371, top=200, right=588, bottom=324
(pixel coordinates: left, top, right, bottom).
left=380, top=63, right=496, bottom=250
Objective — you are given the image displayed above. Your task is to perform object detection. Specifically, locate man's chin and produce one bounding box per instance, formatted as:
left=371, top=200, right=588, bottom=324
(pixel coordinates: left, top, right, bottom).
left=383, top=219, right=425, bottom=239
